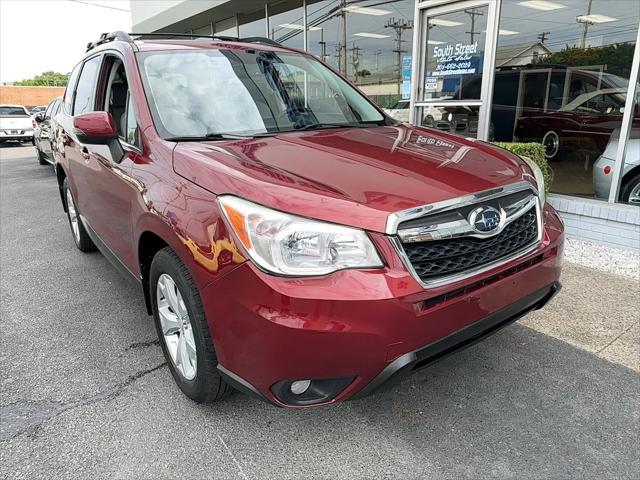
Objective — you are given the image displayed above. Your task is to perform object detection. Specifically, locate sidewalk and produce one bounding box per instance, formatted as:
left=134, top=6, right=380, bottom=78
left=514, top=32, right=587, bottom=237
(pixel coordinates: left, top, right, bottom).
left=524, top=242, right=640, bottom=372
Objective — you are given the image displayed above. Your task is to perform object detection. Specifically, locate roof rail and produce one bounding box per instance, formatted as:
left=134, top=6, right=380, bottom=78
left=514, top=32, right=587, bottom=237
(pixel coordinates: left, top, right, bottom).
left=86, top=31, right=133, bottom=52
left=128, top=32, right=282, bottom=47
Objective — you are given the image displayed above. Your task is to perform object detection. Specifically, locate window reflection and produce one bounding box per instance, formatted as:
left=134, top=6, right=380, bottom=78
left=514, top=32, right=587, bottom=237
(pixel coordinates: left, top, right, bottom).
left=492, top=0, right=639, bottom=202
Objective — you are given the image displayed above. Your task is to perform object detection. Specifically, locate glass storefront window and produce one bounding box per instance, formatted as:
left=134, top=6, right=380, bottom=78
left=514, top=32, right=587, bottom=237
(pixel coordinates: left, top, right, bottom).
left=492, top=0, right=639, bottom=202
left=346, top=0, right=415, bottom=109
left=214, top=17, right=237, bottom=37
left=269, top=0, right=305, bottom=49
left=239, top=9, right=266, bottom=38
left=422, top=6, right=488, bottom=101
left=192, top=24, right=212, bottom=36
left=306, top=0, right=342, bottom=70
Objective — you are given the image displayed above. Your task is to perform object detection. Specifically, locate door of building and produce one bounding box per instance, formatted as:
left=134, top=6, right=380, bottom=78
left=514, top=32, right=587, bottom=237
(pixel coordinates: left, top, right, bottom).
left=410, top=0, right=500, bottom=141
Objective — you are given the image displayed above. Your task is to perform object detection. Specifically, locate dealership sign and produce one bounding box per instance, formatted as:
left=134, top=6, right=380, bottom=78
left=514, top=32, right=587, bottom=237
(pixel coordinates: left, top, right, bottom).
left=431, top=41, right=478, bottom=76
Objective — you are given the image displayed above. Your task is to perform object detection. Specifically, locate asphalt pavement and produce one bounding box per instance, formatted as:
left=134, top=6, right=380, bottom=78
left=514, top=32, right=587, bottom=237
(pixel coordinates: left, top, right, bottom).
left=1, top=144, right=639, bottom=479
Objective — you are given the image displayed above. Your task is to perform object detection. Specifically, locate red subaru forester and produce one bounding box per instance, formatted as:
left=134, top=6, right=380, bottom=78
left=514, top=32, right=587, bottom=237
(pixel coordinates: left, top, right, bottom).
left=54, top=32, right=563, bottom=407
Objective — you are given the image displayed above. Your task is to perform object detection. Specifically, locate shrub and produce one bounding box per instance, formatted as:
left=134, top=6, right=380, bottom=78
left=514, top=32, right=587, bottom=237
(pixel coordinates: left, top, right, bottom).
left=493, top=142, right=550, bottom=195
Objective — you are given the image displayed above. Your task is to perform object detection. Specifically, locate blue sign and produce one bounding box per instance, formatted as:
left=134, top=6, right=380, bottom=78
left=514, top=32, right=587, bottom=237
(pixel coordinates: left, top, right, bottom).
left=401, top=56, right=412, bottom=99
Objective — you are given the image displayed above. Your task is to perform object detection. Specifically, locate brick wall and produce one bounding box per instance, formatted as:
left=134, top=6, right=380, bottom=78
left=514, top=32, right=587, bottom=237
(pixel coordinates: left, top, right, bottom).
left=0, top=86, right=66, bottom=107
left=548, top=195, right=640, bottom=250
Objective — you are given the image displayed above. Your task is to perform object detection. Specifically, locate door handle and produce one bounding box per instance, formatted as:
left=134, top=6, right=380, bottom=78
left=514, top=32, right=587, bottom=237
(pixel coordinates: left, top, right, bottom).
left=81, top=146, right=90, bottom=161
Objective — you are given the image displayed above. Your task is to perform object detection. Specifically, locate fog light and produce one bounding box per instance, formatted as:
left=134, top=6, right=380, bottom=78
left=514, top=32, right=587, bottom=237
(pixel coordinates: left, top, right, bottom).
left=290, top=380, right=311, bottom=395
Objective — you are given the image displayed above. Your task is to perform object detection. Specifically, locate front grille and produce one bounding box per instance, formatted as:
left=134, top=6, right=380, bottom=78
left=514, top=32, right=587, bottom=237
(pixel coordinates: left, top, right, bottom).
left=400, top=207, right=538, bottom=282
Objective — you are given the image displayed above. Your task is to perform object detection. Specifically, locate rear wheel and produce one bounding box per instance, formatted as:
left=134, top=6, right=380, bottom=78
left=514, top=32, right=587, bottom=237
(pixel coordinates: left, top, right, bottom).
left=150, top=247, right=230, bottom=403
left=620, top=173, right=640, bottom=205
left=542, top=130, right=563, bottom=161
left=62, top=178, right=96, bottom=252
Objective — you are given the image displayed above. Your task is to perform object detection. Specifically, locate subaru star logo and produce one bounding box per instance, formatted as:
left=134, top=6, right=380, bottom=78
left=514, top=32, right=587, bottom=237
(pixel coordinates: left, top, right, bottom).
left=469, top=206, right=503, bottom=234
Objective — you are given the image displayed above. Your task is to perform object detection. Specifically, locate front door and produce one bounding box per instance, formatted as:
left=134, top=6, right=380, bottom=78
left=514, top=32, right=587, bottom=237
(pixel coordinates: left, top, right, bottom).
left=411, top=0, right=499, bottom=141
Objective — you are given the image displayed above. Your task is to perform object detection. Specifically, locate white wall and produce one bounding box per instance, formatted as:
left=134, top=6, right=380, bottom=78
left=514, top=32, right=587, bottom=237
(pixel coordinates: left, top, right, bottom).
left=130, top=0, right=185, bottom=25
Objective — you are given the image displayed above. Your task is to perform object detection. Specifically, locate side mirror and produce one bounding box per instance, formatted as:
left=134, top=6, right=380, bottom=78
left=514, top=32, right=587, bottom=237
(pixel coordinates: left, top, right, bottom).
left=72, top=111, right=118, bottom=144
left=35, top=114, right=44, bottom=124
left=72, top=111, right=123, bottom=162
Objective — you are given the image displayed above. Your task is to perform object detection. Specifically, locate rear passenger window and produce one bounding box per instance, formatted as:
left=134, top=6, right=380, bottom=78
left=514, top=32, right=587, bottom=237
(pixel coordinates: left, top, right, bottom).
left=63, top=64, right=81, bottom=114
left=73, top=56, right=102, bottom=115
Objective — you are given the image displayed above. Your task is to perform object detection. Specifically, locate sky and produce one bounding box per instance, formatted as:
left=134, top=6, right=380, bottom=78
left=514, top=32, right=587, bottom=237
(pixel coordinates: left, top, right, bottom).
left=0, top=0, right=131, bottom=83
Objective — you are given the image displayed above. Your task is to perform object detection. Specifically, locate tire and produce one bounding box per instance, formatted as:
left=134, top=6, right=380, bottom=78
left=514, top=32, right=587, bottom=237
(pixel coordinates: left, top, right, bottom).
left=542, top=130, right=564, bottom=161
left=620, top=173, right=640, bottom=205
left=62, top=178, right=97, bottom=252
left=150, top=247, right=230, bottom=403
left=37, top=148, right=48, bottom=165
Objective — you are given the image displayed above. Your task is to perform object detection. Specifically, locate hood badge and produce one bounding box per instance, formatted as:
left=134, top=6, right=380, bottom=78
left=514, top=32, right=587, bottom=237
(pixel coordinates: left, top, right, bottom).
left=468, top=206, right=504, bottom=234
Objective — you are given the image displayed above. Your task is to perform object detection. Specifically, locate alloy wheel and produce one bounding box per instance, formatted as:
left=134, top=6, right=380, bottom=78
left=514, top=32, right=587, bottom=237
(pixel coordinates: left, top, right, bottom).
left=66, top=189, right=80, bottom=243
left=542, top=131, right=560, bottom=159
left=628, top=182, right=640, bottom=205
left=156, top=273, right=197, bottom=380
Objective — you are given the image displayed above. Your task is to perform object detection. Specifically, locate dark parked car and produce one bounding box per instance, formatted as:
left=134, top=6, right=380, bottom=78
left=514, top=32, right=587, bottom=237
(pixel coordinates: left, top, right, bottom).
left=515, top=88, right=640, bottom=160
left=34, top=96, right=63, bottom=165
left=54, top=31, right=563, bottom=407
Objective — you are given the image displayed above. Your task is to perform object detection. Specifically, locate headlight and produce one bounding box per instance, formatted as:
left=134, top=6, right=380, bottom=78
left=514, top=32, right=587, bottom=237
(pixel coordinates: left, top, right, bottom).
left=218, top=196, right=383, bottom=276
left=521, top=156, right=546, bottom=204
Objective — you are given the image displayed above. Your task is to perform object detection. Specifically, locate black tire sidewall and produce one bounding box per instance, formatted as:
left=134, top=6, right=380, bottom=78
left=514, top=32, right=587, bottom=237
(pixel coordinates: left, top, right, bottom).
left=149, top=248, right=222, bottom=402
left=620, top=173, right=640, bottom=203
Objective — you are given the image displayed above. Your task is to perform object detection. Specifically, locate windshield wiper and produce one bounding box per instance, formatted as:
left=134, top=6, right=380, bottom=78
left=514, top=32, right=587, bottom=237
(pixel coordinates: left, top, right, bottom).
left=296, top=122, right=379, bottom=131
left=165, top=132, right=255, bottom=142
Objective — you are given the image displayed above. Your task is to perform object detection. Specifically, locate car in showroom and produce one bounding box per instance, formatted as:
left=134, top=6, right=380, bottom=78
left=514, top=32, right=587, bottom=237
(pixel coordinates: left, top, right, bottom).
left=0, top=104, right=34, bottom=144
left=33, top=96, right=63, bottom=165
left=515, top=88, right=640, bottom=160
left=53, top=32, right=563, bottom=407
left=593, top=128, right=640, bottom=205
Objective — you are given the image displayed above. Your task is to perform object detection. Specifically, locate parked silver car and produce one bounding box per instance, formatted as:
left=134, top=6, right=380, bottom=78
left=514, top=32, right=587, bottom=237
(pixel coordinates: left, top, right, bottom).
left=593, top=128, right=640, bottom=204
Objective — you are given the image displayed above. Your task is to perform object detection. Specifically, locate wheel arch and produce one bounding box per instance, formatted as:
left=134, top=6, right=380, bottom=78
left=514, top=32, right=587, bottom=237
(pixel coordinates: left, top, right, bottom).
left=138, top=230, right=169, bottom=314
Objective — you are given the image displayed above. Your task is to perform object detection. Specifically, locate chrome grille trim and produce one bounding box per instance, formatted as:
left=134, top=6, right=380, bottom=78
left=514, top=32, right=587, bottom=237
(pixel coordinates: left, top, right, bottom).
left=385, top=181, right=538, bottom=235
left=397, top=193, right=537, bottom=243
left=389, top=182, right=543, bottom=289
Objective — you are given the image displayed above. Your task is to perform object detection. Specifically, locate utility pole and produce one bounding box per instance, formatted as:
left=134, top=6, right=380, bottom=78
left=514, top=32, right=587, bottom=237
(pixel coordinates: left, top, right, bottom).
left=385, top=17, right=413, bottom=94
left=319, top=27, right=326, bottom=62
left=537, top=31, right=550, bottom=43
left=349, top=43, right=362, bottom=82
left=464, top=8, right=483, bottom=44
left=340, top=0, right=348, bottom=75
left=374, top=49, right=382, bottom=71
left=578, top=0, right=594, bottom=49
left=335, top=43, right=343, bottom=72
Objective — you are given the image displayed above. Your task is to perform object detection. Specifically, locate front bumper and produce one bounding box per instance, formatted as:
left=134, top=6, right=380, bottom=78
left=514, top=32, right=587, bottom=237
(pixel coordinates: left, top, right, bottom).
left=204, top=203, right=564, bottom=407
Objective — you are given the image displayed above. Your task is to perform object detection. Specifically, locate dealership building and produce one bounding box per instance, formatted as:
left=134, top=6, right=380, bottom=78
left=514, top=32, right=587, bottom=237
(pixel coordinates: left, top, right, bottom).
left=130, top=0, right=640, bottom=250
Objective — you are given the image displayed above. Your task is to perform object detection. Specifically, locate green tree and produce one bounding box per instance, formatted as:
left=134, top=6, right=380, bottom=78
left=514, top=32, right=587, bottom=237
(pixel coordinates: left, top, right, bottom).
left=533, top=43, right=635, bottom=79
left=14, top=71, right=69, bottom=86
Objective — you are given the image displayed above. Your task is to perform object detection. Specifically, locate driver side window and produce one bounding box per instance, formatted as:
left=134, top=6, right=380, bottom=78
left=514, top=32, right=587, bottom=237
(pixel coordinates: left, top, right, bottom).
left=102, top=57, right=140, bottom=148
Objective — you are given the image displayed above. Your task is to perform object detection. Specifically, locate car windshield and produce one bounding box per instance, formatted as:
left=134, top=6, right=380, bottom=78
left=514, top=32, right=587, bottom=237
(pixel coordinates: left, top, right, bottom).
left=138, top=49, right=385, bottom=139
left=0, top=106, right=29, bottom=117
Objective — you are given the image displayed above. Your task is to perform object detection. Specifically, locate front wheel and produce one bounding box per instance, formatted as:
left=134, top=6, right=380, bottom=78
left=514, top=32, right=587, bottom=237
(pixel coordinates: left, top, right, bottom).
left=63, top=179, right=96, bottom=252
left=150, top=247, right=230, bottom=403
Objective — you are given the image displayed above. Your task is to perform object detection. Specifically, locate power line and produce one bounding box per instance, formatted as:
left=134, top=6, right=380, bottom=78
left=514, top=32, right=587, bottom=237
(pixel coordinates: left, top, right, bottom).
left=67, top=0, right=130, bottom=13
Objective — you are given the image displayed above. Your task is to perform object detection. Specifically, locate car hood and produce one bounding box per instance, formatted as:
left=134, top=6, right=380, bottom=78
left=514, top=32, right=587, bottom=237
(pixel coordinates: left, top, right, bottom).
left=173, top=124, right=531, bottom=233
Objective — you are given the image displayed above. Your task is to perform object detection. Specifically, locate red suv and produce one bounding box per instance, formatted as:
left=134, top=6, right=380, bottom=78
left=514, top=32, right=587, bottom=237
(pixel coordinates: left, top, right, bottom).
left=54, top=32, right=564, bottom=407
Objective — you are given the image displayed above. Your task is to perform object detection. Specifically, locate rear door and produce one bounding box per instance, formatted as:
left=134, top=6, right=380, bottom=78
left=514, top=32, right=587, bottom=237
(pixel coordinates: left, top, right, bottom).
left=66, top=54, right=103, bottom=220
